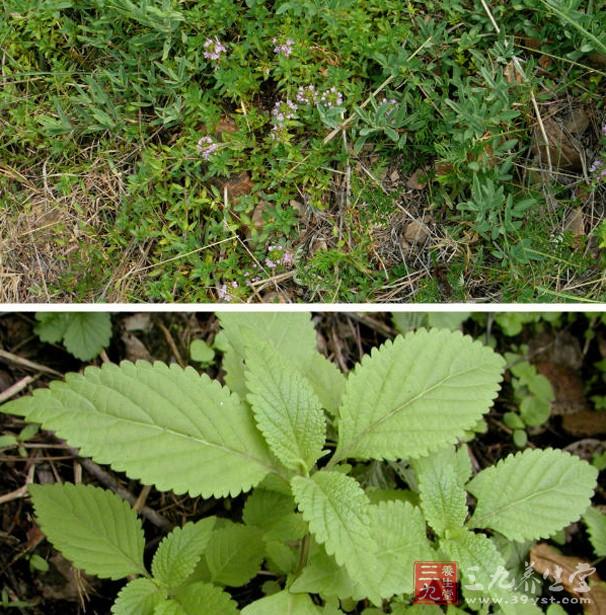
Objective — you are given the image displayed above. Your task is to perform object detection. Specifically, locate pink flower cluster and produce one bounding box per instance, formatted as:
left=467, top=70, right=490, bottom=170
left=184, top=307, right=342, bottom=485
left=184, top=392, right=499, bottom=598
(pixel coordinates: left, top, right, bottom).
left=319, top=86, right=344, bottom=108
left=265, top=245, right=294, bottom=269
left=197, top=136, right=218, bottom=160
left=273, top=37, right=294, bottom=57
left=203, top=37, right=227, bottom=61
left=217, top=280, right=239, bottom=302
left=590, top=159, right=606, bottom=181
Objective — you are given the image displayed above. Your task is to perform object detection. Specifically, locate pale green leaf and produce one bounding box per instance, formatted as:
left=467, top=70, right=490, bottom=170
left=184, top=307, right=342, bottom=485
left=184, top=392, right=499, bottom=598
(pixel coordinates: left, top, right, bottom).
left=369, top=500, right=434, bottom=595
left=152, top=518, right=216, bottom=589
left=176, top=582, right=239, bottom=615
left=265, top=540, right=297, bottom=574
left=414, top=453, right=468, bottom=537
left=153, top=583, right=238, bottom=615
left=189, top=339, right=215, bottom=364
left=245, top=341, right=326, bottom=471
left=334, top=330, right=505, bottom=462
left=241, top=590, right=321, bottom=615
left=203, top=523, right=264, bottom=587
left=4, top=361, right=275, bottom=498
left=219, top=313, right=317, bottom=397
left=427, top=312, right=471, bottom=330
left=30, top=483, right=145, bottom=579
left=392, top=313, right=427, bottom=333
left=36, top=313, right=112, bottom=361
left=468, top=448, right=598, bottom=541
left=441, top=529, right=514, bottom=605
left=112, top=579, right=165, bottom=615
left=302, top=353, right=346, bottom=416
left=583, top=506, right=606, bottom=557
left=243, top=489, right=306, bottom=542
left=291, top=471, right=385, bottom=604
left=290, top=543, right=362, bottom=600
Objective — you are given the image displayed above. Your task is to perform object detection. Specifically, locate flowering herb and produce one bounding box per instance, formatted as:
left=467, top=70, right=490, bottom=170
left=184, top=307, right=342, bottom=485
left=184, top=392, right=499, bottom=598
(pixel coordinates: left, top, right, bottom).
left=203, top=37, right=226, bottom=61
left=319, top=86, right=344, bottom=108
left=197, top=136, right=219, bottom=160
left=272, top=37, right=294, bottom=57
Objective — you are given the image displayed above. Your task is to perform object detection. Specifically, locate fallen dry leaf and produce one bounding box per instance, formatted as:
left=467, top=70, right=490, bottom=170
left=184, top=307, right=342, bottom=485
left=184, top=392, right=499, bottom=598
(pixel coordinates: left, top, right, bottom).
left=562, top=410, right=606, bottom=437
left=532, top=117, right=584, bottom=171
left=530, top=543, right=606, bottom=615
left=219, top=172, right=253, bottom=200
left=565, top=209, right=586, bottom=240
left=403, top=218, right=430, bottom=244
left=406, top=167, right=428, bottom=190
left=251, top=200, right=267, bottom=231
left=535, top=361, right=588, bottom=415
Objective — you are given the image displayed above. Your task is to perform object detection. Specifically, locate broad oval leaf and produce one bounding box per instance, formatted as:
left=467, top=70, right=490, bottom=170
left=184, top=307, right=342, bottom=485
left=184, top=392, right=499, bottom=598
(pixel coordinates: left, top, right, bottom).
left=468, top=448, right=598, bottom=541
left=30, top=483, right=145, bottom=580
left=334, top=329, right=505, bottom=462
left=245, top=341, right=326, bottom=472
left=583, top=507, right=606, bottom=557
left=152, top=517, right=216, bottom=590
left=4, top=361, right=276, bottom=498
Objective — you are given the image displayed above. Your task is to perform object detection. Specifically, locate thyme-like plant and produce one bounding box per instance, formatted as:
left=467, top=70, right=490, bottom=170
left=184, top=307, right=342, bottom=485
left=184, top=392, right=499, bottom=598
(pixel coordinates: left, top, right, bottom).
left=1, top=314, right=598, bottom=614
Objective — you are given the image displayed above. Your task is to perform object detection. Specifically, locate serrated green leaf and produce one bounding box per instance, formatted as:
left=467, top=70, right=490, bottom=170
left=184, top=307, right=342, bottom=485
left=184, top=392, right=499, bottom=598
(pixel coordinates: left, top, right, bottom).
left=291, top=471, right=386, bottom=604
left=151, top=518, right=216, bottom=589
left=153, top=582, right=238, bottom=615
left=290, top=543, right=363, bottom=600
left=368, top=500, right=434, bottom=595
left=36, top=313, right=112, bottom=361
left=176, top=582, right=239, bottom=615
left=583, top=506, right=606, bottom=557
left=203, top=523, right=264, bottom=587
left=334, top=330, right=505, bottom=462
left=241, top=590, right=321, bottom=615
left=265, top=539, right=297, bottom=574
left=35, top=313, right=70, bottom=343
left=441, top=529, right=514, bottom=605
left=468, top=448, right=598, bottom=541
left=414, top=453, right=468, bottom=537
left=243, top=489, right=306, bottom=542
left=219, top=313, right=317, bottom=397
left=112, top=578, right=165, bottom=615
left=303, top=353, right=346, bottom=416
left=4, top=361, right=275, bottom=498
left=30, top=483, right=145, bottom=579
left=245, top=341, right=326, bottom=472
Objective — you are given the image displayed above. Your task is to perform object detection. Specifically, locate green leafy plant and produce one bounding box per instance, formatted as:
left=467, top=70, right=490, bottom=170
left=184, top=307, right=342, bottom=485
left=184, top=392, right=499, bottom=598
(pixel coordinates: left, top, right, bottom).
left=502, top=353, right=555, bottom=448
left=1, top=313, right=598, bottom=613
left=34, top=312, right=112, bottom=361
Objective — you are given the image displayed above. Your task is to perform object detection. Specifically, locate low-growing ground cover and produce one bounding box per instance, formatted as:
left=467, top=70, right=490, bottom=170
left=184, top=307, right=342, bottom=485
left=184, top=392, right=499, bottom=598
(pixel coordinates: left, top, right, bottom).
left=1, top=1, right=605, bottom=302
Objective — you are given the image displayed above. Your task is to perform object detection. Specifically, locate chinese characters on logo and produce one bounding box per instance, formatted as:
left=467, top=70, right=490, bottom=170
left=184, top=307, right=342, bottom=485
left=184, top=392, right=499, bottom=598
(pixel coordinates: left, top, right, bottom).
left=414, top=561, right=458, bottom=605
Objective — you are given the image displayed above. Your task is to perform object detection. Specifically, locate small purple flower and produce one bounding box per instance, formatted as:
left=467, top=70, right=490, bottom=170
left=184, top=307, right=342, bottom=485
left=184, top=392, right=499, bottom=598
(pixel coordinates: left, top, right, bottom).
left=272, top=37, right=294, bottom=57
left=320, top=86, right=344, bottom=108
left=380, top=96, right=398, bottom=106
left=265, top=258, right=277, bottom=269
left=272, top=99, right=298, bottom=125
left=203, top=37, right=227, bottom=61
left=280, top=251, right=294, bottom=267
left=590, top=159, right=606, bottom=181
left=217, top=284, right=232, bottom=302
left=602, top=123, right=606, bottom=137
left=197, top=136, right=218, bottom=160
left=296, top=85, right=317, bottom=105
